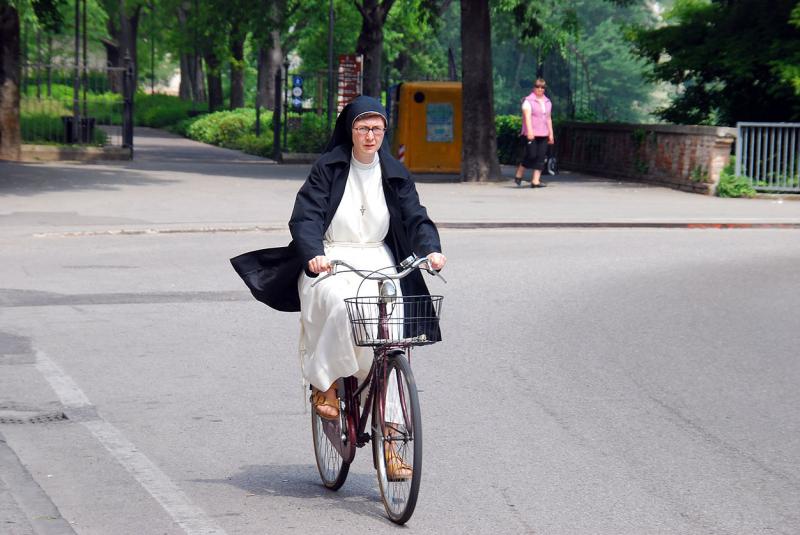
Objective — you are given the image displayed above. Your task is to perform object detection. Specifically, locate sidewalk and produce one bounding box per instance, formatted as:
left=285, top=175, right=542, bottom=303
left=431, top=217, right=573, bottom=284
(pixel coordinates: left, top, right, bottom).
left=1, top=127, right=799, bottom=236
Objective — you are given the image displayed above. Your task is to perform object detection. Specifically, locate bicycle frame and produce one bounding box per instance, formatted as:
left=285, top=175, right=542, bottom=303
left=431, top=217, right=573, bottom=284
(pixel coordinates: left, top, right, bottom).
left=330, top=279, right=415, bottom=460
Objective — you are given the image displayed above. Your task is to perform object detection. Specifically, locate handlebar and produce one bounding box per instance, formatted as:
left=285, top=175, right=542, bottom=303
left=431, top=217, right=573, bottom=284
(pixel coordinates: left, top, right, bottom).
left=310, top=254, right=447, bottom=288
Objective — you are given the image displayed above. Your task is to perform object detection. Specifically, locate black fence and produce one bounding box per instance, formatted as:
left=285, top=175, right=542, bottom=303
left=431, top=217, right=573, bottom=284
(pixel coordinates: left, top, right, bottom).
left=20, top=61, right=134, bottom=150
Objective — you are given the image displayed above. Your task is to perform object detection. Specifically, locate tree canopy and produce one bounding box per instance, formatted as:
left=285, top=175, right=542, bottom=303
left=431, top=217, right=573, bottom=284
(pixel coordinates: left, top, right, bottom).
left=631, top=0, right=800, bottom=125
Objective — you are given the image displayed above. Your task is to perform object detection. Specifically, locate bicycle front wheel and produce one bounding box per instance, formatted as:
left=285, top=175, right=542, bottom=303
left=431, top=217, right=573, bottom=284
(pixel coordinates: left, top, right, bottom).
left=372, top=353, right=422, bottom=524
left=311, top=390, right=351, bottom=490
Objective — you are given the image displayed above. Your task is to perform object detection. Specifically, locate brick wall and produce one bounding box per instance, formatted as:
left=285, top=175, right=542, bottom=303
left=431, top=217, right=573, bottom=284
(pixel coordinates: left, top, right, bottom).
left=556, top=122, right=736, bottom=194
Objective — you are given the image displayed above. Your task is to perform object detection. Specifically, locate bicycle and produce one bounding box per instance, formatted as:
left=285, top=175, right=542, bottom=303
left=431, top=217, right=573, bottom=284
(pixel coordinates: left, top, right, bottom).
left=308, top=254, right=445, bottom=524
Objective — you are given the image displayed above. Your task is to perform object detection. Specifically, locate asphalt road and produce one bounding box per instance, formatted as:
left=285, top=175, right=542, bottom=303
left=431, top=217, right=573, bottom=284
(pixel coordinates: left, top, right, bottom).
left=2, top=129, right=799, bottom=534
left=2, top=226, right=799, bottom=534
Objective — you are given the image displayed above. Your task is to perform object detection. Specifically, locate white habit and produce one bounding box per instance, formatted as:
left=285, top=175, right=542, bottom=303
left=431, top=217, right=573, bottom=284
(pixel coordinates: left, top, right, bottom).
left=298, top=151, right=400, bottom=391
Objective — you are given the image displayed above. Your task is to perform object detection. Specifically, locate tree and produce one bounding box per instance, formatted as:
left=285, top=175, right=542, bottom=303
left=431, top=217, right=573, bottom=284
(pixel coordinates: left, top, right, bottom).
left=1, top=4, right=22, bottom=160
left=460, top=0, right=501, bottom=181
left=631, top=0, right=800, bottom=125
left=1, top=0, right=63, bottom=161
left=354, top=0, right=395, bottom=96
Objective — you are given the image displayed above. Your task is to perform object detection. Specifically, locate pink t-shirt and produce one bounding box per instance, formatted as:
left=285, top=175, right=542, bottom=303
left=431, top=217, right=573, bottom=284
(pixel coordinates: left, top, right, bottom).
left=520, top=93, right=552, bottom=137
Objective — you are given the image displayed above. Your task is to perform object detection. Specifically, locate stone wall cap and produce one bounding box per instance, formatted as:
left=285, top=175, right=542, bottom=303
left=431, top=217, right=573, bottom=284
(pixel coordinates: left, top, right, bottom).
left=559, top=122, right=737, bottom=138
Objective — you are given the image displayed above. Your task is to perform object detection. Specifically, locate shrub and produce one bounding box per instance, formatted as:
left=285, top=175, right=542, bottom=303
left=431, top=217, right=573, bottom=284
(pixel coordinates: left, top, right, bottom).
left=287, top=113, right=330, bottom=154
left=134, top=93, right=196, bottom=128
left=495, top=114, right=521, bottom=165
left=21, top=97, right=107, bottom=145
left=186, top=109, right=252, bottom=145
left=237, top=132, right=274, bottom=157
left=716, top=157, right=756, bottom=198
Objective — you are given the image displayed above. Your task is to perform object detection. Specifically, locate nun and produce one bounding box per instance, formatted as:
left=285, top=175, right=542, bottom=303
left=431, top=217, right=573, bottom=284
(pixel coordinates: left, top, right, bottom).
left=231, top=95, right=446, bottom=422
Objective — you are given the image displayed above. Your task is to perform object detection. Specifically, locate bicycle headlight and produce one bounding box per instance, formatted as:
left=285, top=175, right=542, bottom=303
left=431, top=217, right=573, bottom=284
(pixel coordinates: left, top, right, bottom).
left=379, top=280, right=397, bottom=304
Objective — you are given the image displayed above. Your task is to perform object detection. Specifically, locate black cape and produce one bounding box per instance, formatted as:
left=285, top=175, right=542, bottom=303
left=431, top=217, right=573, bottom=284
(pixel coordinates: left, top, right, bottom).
left=230, top=96, right=442, bottom=340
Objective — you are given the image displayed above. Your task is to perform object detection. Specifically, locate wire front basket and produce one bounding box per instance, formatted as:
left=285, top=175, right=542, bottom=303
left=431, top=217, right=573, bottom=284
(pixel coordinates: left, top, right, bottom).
left=344, top=295, right=443, bottom=347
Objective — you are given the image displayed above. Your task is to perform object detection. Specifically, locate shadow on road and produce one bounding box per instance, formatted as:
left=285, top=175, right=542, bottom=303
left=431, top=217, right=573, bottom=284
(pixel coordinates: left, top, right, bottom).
left=198, top=463, right=392, bottom=522
left=0, top=161, right=180, bottom=197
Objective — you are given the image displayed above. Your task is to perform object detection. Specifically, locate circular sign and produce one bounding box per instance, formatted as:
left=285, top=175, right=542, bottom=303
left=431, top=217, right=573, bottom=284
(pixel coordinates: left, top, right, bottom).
left=292, top=87, right=303, bottom=98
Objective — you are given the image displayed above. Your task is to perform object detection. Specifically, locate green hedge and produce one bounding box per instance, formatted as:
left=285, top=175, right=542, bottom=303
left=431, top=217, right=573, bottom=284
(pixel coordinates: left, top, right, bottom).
left=183, top=108, right=276, bottom=157
left=134, top=93, right=196, bottom=128
left=496, top=114, right=522, bottom=165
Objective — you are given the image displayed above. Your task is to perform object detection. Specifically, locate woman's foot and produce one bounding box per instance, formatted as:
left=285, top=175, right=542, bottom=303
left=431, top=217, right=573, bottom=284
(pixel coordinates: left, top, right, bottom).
left=385, top=449, right=413, bottom=481
left=311, top=386, right=339, bottom=420
left=531, top=181, right=547, bottom=188
left=514, top=176, right=522, bottom=186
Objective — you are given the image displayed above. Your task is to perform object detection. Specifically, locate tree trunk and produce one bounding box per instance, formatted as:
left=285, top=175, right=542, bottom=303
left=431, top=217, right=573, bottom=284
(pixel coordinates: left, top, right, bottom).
left=355, top=0, right=395, bottom=97
left=179, top=53, right=191, bottom=99
left=460, top=0, right=501, bottom=182
left=204, top=51, right=223, bottom=112
left=194, top=54, right=206, bottom=103
left=119, top=2, right=141, bottom=90
left=258, top=30, right=282, bottom=110
left=0, top=6, right=22, bottom=161
left=103, top=13, right=122, bottom=93
left=229, top=22, right=245, bottom=109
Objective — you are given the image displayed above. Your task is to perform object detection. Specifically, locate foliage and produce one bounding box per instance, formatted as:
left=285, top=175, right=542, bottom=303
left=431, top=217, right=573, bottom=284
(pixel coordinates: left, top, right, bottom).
left=20, top=100, right=108, bottom=145
left=182, top=107, right=282, bottom=157
left=134, top=93, right=195, bottom=128
left=495, top=114, right=522, bottom=164
left=630, top=0, right=800, bottom=125
left=491, top=0, right=658, bottom=122
left=186, top=108, right=257, bottom=146
left=716, top=157, right=756, bottom=198
left=236, top=131, right=274, bottom=158
left=287, top=112, right=329, bottom=153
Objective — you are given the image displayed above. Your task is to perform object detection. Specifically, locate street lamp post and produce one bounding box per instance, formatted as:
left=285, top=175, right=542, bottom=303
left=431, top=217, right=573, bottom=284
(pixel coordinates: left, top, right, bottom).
left=283, top=59, right=289, bottom=149
left=327, top=0, right=334, bottom=132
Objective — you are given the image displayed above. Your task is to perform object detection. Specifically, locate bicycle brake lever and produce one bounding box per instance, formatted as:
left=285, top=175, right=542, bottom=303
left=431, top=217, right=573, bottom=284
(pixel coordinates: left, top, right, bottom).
left=422, top=261, right=447, bottom=283
left=310, top=272, right=331, bottom=288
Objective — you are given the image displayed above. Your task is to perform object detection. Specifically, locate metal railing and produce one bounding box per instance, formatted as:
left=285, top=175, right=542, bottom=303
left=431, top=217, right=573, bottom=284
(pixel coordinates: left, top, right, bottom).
left=20, top=61, right=134, bottom=151
left=736, top=122, right=800, bottom=193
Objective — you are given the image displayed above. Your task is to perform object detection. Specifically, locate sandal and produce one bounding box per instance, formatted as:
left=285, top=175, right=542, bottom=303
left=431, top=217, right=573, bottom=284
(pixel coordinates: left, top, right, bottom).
left=514, top=176, right=522, bottom=187
left=385, top=449, right=413, bottom=481
left=311, top=389, right=339, bottom=420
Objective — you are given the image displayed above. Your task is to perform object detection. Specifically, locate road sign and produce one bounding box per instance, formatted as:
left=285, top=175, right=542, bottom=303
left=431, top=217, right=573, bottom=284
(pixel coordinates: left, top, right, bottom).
left=337, top=54, right=363, bottom=113
left=292, top=75, right=304, bottom=111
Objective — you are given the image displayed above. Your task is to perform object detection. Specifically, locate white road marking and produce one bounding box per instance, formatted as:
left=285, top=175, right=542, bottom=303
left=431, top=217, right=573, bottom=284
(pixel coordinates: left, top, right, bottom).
left=35, top=350, right=227, bottom=535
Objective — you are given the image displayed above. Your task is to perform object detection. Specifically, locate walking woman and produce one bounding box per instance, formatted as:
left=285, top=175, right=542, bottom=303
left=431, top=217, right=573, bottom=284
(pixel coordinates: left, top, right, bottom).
left=231, top=96, right=446, bottom=461
left=514, top=78, right=554, bottom=188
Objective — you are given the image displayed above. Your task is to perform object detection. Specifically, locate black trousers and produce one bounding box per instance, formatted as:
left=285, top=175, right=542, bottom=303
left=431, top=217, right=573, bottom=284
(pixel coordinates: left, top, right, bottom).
left=516, top=136, right=549, bottom=171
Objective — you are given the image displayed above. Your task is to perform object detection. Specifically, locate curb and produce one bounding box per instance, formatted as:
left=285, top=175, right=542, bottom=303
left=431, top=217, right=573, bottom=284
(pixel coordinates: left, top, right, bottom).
left=29, top=222, right=800, bottom=238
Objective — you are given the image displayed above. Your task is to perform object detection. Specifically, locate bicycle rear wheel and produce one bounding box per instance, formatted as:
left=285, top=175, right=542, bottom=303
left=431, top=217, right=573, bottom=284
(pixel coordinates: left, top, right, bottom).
left=311, top=387, right=352, bottom=490
left=372, top=353, right=422, bottom=524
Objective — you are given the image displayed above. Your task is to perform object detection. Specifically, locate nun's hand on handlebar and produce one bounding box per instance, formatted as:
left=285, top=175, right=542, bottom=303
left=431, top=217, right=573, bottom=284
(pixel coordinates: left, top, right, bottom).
left=308, top=255, right=332, bottom=274
left=426, top=252, right=447, bottom=271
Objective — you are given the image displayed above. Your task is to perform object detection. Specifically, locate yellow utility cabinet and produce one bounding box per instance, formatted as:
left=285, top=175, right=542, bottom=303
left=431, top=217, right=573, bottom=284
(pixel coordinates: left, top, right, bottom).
left=390, top=81, right=462, bottom=174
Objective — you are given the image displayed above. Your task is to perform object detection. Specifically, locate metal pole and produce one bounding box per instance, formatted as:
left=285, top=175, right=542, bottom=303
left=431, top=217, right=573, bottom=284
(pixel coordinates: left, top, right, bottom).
left=123, top=54, right=134, bottom=154
left=82, top=0, right=87, bottom=120
left=283, top=60, right=289, bottom=149
left=192, top=0, right=198, bottom=109
left=36, top=28, right=41, bottom=99
left=255, top=56, right=261, bottom=137
left=273, top=68, right=282, bottom=162
left=327, top=0, right=334, bottom=131
left=73, top=0, right=80, bottom=143
left=150, top=0, right=155, bottom=94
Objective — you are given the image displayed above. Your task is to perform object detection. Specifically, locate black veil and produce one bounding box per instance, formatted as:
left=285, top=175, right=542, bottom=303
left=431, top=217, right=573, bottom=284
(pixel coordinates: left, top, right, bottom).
left=323, top=95, right=389, bottom=153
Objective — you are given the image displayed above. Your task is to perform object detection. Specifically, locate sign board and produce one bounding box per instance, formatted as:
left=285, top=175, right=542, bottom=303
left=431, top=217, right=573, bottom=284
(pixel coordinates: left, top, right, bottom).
left=292, top=75, right=304, bottom=111
left=337, top=54, right=363, bottom=113
left=426, top=103, right=454, bottom=142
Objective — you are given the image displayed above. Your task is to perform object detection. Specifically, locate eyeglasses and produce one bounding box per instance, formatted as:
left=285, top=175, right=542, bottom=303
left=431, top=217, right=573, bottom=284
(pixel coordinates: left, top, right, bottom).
left=353, top=126, right=386, bottom=136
